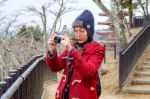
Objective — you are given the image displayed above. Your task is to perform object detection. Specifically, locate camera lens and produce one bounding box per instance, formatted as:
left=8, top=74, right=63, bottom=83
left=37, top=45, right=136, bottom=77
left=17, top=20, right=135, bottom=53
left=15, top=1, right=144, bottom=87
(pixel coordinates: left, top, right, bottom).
left=54, top=36, right=61, bottom=43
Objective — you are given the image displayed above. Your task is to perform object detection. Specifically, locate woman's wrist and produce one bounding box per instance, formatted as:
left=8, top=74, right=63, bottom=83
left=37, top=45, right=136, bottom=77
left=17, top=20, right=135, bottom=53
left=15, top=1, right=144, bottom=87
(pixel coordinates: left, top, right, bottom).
left=47, top=50, right=56, bottom=58
left=50, top=49, right=56, bottom=54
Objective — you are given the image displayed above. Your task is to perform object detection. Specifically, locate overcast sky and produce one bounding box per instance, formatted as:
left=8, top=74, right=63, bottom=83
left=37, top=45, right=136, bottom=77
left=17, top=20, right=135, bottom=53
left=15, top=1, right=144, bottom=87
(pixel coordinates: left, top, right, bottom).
left=0, top=0, right=111, bottom=30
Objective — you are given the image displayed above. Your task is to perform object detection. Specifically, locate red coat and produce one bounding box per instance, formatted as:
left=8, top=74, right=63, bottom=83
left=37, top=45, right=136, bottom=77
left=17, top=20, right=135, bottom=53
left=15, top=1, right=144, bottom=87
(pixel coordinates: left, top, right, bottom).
left=45, top=41, right=105, bottom=99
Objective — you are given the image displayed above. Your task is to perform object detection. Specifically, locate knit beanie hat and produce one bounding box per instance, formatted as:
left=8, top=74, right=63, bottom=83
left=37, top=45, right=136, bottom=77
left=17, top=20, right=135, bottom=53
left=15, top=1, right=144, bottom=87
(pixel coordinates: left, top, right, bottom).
left=72, top=10, right=94, bottom=39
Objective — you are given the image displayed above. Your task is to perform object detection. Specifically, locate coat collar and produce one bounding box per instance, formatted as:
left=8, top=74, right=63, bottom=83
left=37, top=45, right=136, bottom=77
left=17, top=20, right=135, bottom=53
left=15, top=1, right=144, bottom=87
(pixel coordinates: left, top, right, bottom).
left=73, top=41, right=99, bottom=53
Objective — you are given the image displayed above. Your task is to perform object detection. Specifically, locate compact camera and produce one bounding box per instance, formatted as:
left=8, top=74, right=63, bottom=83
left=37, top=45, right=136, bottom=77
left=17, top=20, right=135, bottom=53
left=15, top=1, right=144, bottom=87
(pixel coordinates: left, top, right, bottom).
left=54, top=35, right=76, bottom=44
left=54, top=36, right=61, bottom=43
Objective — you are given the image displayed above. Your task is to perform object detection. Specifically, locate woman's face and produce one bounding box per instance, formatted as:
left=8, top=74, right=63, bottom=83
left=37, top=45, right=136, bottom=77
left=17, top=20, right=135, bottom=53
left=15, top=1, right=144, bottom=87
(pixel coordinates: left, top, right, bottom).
left=74, top=27, right=88, bottom=43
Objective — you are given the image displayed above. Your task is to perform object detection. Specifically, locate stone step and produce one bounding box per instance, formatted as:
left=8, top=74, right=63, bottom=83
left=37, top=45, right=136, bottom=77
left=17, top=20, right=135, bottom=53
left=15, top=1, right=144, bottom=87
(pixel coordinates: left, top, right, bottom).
left=144, top=61, right=150, bottom=65
left=131, top=79, right=150, bottom=85
left=135, top=71, right=150, bottom=76
left=146, top=57, right=150, bottom=60
left=137, top=66, right=150, bottom=72
left=124, top=85, right=150, bottom=94
left=142, top=66, right=150, bottom=69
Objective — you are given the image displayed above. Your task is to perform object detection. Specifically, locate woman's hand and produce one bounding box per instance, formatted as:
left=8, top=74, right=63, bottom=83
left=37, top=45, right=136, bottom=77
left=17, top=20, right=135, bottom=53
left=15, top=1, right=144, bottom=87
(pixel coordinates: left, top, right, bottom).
left=61, top=34, right=72, bottom=51
left=47, top=32, right=57, bottom=54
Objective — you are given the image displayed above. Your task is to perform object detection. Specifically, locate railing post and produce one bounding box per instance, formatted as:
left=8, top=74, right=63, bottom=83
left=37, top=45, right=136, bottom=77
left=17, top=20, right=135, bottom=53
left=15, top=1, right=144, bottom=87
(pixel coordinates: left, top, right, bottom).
left=104, top=44, right=106, bottom=64
left=114, top=44, right=117, bottom=60
left=8, top=70, right=17, bottom=83
left=0, top=82, right=7, bottom=97
left=4, top=77, right=12, bottom=90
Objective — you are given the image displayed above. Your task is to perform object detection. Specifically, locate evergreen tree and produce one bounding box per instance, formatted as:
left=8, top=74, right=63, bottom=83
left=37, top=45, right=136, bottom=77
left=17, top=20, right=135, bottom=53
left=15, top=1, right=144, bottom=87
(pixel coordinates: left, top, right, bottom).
left=17, top=25, right=28, bottom=36
left=27, top=25, right=43, bottom=41
left=17, top=25, right=43, bottom=41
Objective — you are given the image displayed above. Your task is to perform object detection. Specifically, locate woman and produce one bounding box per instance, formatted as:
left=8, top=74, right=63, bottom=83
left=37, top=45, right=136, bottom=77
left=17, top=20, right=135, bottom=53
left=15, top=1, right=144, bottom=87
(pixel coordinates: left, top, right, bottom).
left=45, top=10, right=105, bottom=99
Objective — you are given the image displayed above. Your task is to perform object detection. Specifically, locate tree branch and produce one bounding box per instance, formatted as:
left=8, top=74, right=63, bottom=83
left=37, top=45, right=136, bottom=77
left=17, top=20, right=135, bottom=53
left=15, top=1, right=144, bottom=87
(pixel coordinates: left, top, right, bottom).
left=0, top=0, right=7, bottom=6
left=92, top=0, right=111, bottom=15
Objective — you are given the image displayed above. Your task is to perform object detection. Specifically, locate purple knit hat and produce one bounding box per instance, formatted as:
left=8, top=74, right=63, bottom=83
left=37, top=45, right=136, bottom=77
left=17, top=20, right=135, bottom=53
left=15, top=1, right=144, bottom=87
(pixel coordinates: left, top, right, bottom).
left=72, top=10, right=95, bottom=39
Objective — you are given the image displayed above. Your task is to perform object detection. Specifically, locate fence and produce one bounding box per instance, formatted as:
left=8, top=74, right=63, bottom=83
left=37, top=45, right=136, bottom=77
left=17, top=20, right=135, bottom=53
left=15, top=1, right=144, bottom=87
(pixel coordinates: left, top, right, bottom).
left=119, top=24, right=150, bottom=88
left=0, top=55, right=57, bottom=99
left=133, top=15, right=150, bottom=27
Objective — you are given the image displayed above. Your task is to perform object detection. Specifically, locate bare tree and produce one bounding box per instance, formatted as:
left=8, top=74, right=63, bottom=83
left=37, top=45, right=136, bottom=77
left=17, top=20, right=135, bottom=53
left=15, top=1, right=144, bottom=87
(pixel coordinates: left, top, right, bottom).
left=137, top=0, right=150, bottom=24
left=0, top=13, right=43, bottom=81
left=0, top=14, right=20, bottom=80
left=26, top=0, right=57, bottom=55
left=0, top=0, right=46, bottom=81
left=145, top=0, right=149, bottom=16
left=26, top=0, right=77, bottom=55
left=137, top=0, right=149, bottom=16
left=49, top=0, right=76, bottom=32
left=93, top=0, right=129, bottom=49
left=0, top=0, right=7, bottom=6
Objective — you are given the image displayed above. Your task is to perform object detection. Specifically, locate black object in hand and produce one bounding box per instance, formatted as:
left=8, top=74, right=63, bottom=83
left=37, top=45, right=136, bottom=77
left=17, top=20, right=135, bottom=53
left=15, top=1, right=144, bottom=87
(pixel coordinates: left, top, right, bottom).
left=54, top=36, right=61, bottom=43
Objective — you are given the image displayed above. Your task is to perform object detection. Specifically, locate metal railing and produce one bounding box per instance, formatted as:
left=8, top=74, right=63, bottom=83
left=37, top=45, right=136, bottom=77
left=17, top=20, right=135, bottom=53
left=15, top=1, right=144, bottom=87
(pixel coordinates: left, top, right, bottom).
left=0, top=55, right=57, bottom=99
left=119, top=24, right=150, bottom=88
left=133, top=15, right=150, bottom=27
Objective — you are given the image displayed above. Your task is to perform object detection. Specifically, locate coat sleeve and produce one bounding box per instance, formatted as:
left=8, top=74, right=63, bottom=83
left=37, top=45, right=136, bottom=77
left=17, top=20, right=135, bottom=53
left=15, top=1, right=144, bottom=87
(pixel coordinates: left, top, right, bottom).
left=70, top=46, right=105, bottom=79
left=44, top=50, right=68, bottom=72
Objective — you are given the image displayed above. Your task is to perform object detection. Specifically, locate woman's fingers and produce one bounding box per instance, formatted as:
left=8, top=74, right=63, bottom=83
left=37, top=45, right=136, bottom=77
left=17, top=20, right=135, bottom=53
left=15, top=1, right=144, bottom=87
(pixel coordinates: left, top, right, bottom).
left=47, top=33, right=57, bottom=53
left=48, top=32, right=56, bottom=43
left=60, top=35, right=72, bottom=50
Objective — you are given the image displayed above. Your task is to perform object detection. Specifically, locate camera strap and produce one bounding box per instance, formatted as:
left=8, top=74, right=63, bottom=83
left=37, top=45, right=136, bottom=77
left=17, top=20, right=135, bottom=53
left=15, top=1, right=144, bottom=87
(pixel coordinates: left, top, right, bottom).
left=62, top=51, right=74, bottom=99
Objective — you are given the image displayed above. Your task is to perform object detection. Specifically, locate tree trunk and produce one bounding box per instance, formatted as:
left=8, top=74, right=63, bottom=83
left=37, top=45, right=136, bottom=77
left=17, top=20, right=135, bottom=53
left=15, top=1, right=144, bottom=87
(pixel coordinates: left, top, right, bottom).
left=137, top=0, right=147, bottom=16
left=123, top=18, right=132, bottom=37
left=145, top=0, right=149, bottom=16
left=51, top=16, right=60, bottom=32
left=93, top=0, right=128, bottom=49
left=111, top=0, right=127, bottom=49
left=129, top=0, right=133, bottom=27
left=42, top=6, right=48, bottom=55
